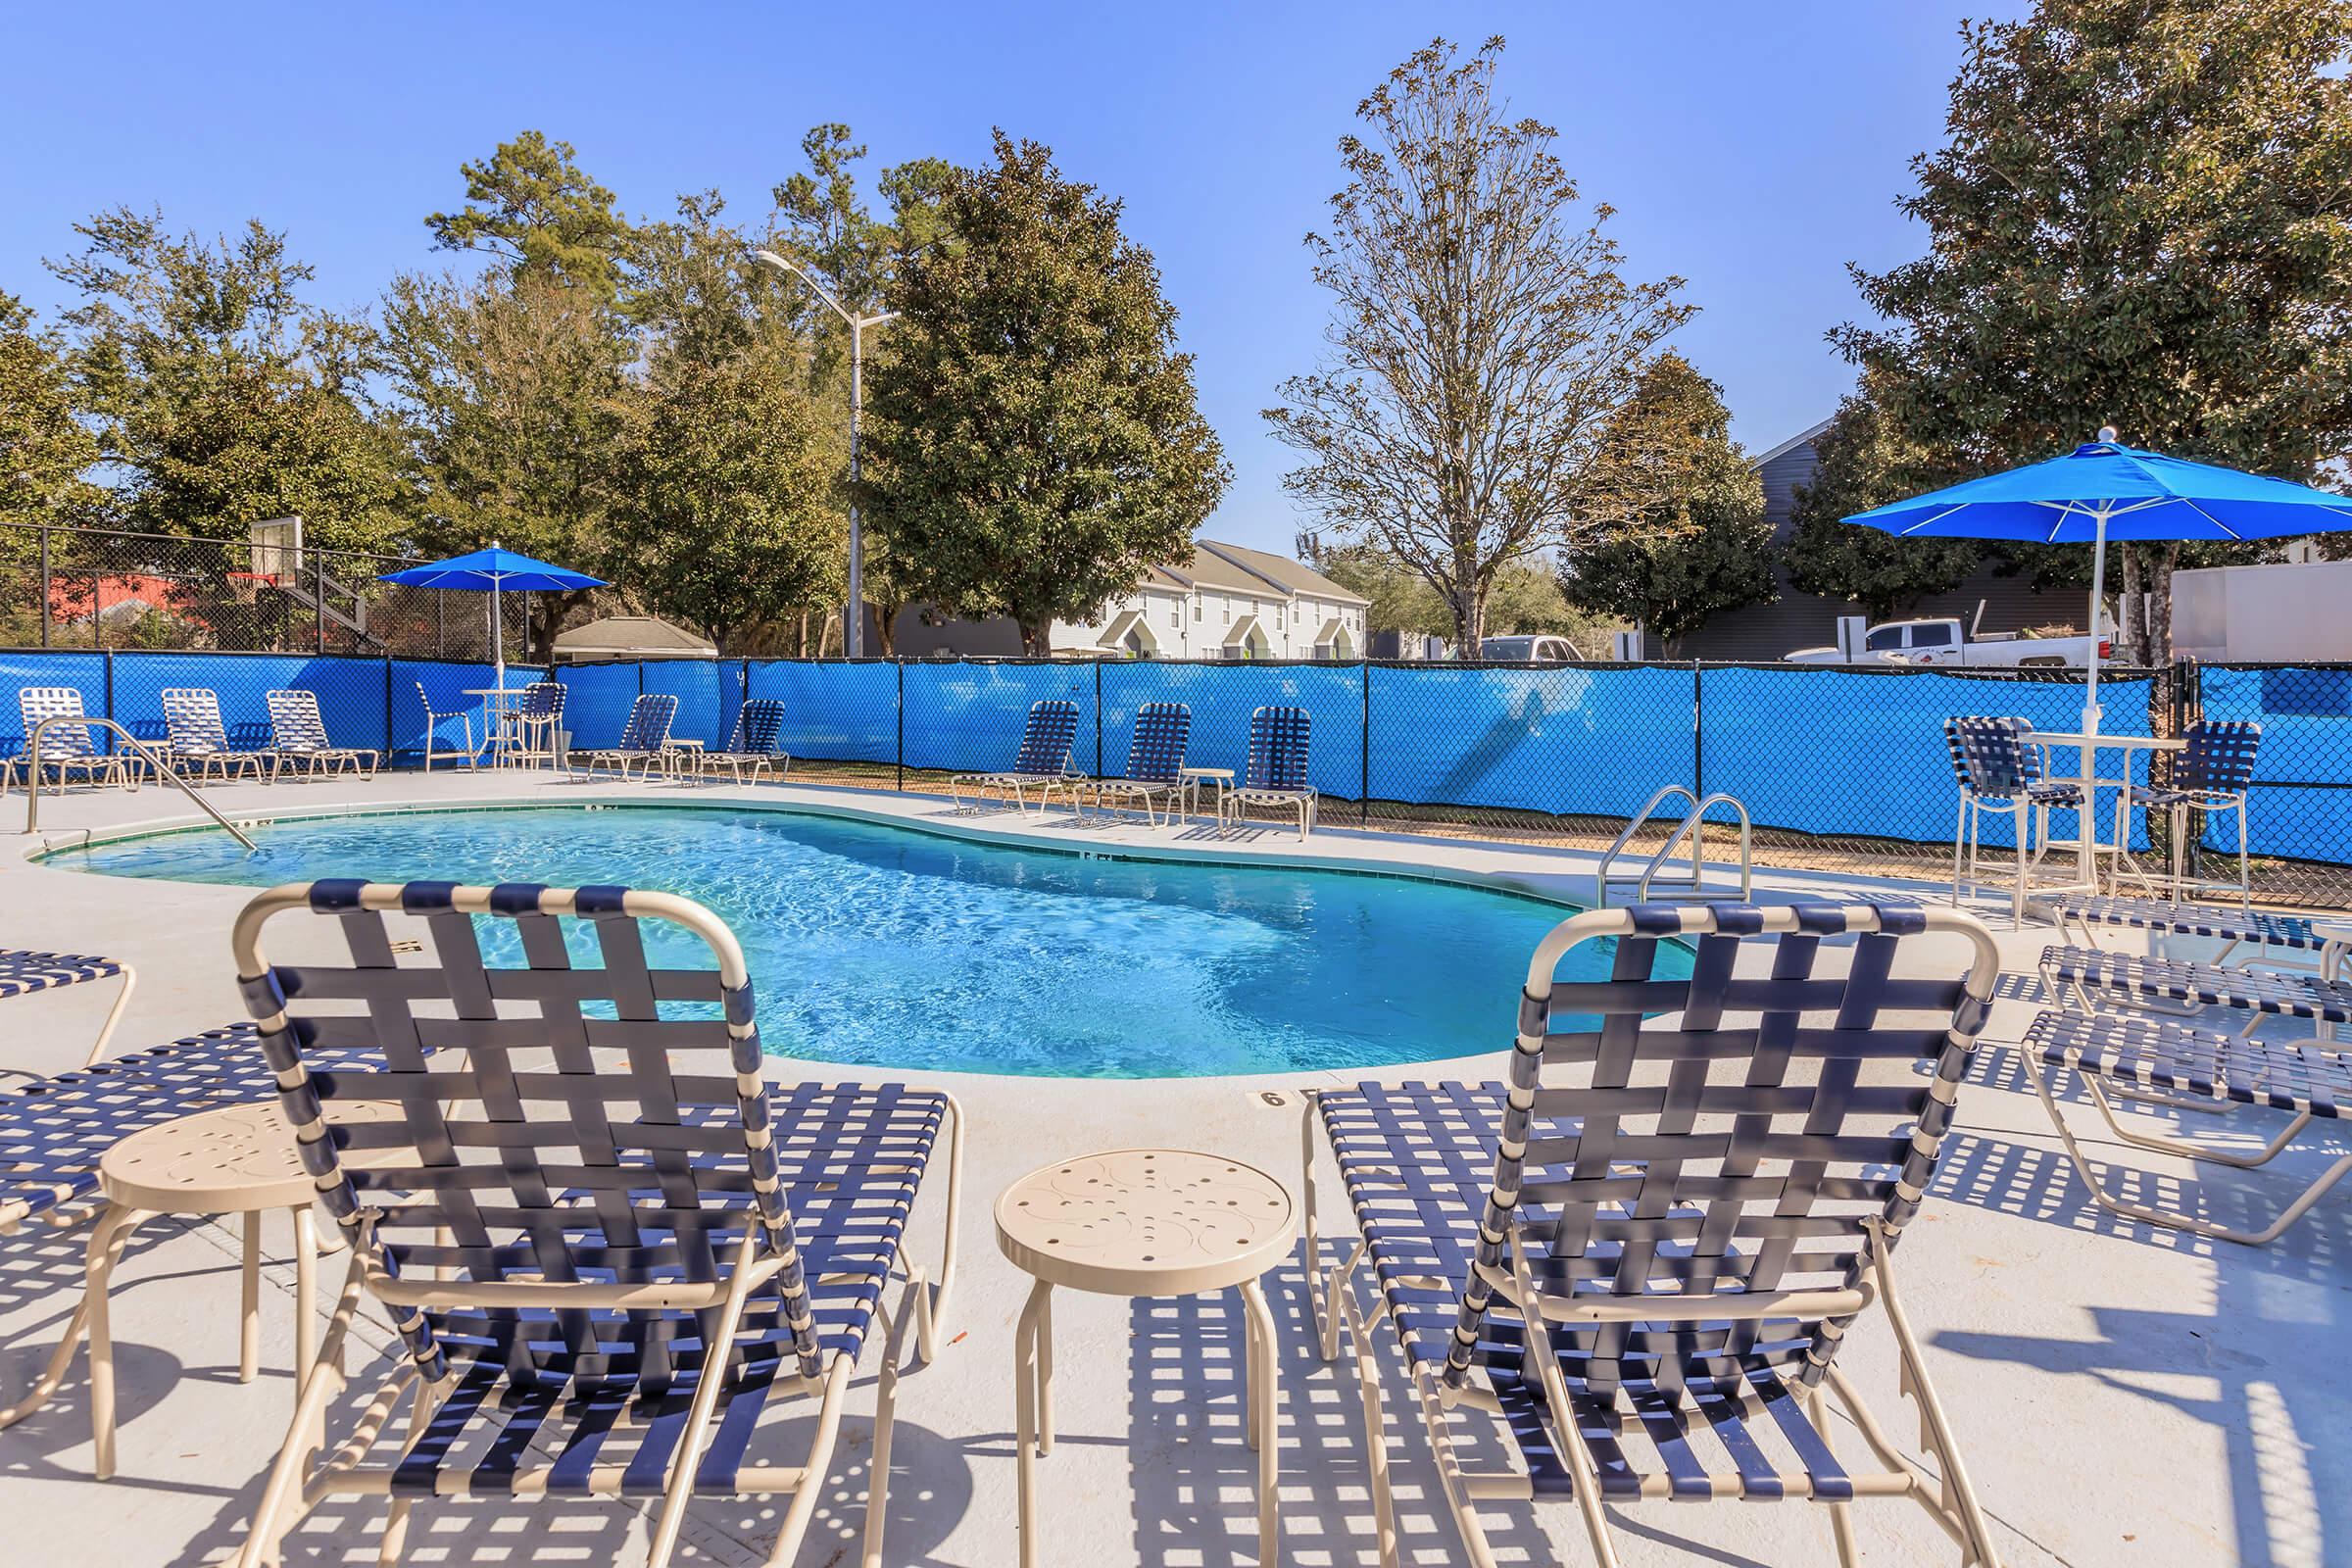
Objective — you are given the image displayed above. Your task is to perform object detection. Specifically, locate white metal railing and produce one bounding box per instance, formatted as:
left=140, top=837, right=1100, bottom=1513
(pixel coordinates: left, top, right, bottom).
left=19, top=715, right=259, bottom=851
left=1596, top=785, right=1752, bottom=908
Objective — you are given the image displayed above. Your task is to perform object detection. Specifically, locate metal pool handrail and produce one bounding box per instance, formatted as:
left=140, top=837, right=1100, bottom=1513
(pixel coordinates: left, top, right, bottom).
left=1596, top=784, right=1752, bottom=908
left=20, top=714, right=259, bottom=851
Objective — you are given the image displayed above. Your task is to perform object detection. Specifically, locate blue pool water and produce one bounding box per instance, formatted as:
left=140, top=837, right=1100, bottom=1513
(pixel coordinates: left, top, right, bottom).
left=54, top=806, right=1667, bottom=1078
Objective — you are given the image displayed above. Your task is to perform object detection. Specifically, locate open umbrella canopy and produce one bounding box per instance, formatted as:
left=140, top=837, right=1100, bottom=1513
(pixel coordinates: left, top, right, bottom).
left=376, top=546, right=607, bottom=593
left=1844, top=439, right=2352, bottom=541
left=1843, top=435, right=2352, bottom=734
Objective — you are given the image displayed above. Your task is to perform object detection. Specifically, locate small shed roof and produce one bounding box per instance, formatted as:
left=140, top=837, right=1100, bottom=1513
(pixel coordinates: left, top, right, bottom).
left=551, top=614, right=717, bottom=662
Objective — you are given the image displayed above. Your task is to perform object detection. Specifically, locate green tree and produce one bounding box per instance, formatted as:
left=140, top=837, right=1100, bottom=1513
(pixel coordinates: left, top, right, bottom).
left=0, top=290, right=103, bottom=529
left=1557, top=354, right=1775, bottom=644
left=378, top=269, right=629, bottom=656
left=46, top=209, right=407, bottom=551
left=767, top=125, right=957, bottom=650
left=614, top=193, right=843, bottom=650
left=858, top=132, right=1229, bottom=652
left=1784, top=384, right=1985, bottom=620
left=1265, top=37, right=1691, bottom=653
left=427, top=131, right=635, bottom=299
left=1833, top=0, right=2352, bottom=658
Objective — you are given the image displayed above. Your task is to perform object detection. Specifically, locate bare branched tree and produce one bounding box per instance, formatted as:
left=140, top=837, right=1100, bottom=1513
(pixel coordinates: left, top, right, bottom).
left=1265, top=36, right=1693, bottom=651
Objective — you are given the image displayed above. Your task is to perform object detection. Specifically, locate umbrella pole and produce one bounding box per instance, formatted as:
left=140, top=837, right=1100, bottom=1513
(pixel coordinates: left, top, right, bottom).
left=2082, top=512, right=2107, bottom=736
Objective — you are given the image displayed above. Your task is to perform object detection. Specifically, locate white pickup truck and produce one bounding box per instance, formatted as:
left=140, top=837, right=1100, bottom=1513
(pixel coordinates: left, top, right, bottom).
left=1785, top=616, right=2109, bottom=668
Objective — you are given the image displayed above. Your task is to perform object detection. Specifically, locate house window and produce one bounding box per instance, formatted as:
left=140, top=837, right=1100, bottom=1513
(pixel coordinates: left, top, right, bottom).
left=1192, top=601, right=1201, bottom=621
left=1170, top=608, right=1179, bottom=628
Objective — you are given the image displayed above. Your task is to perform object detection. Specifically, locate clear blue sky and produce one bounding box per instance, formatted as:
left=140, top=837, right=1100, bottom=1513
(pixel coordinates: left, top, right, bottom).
left=0, top=1, right=2027, bottom=557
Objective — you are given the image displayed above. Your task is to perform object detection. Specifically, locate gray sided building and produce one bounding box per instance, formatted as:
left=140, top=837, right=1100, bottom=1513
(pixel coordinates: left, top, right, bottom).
left=1661, top=419, right=2079, bottom=661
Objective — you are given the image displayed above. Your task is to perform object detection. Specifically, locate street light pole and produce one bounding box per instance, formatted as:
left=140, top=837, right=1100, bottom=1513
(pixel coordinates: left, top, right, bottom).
left=753, top=249, right=897, bottom=659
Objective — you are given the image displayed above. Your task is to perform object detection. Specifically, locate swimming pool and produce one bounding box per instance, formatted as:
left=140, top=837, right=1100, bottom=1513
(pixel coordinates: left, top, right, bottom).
left=51, top=805, right=1672, bottom=1078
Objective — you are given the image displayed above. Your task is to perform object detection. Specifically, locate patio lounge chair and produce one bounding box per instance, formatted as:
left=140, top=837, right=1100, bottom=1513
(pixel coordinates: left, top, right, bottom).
left=1304, top=902, right=2006, bottom=1568
left=1945, top=714, right=2079, bottom=920
left=949, top=698, right=1082, bottom=814
left=12, top=687, right=136, bottom=794
left=0, top=948, right=137, bottom=1070
left=1222, top=706, right=1316, bottom=839
left=1086, top=701, right=1191, bottom=824
left=2039, top=944, right=2352, bottom=1033
left=415, top=681, right=479, bottom=772
left=225, top=879, right=962, bottom=1568
left=265, top=688, right=379, bottom=780
left=2032, top=892, right=2326, bottom=972
left=2111, top=719, right=2263, bottom=903
left=160, top=688, right=272, bottom=784
left=2023, top=1008, right=2352, bottom=1245
left=0, top=1021, right=386, bottom=1436
left=693, top=696, right=790, bottom=784
left=570, top=691, right=679, bottom=780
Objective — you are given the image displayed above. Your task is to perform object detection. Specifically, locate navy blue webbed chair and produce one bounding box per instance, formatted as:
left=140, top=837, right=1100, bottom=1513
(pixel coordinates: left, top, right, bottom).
left=1303, top=901, right=2004, bottom=1568
left=1086, top=701, right=1192, bottom=825
left=227, top=879, right=962, bottom=1568
left=949, top=698, right=1083, bottom=815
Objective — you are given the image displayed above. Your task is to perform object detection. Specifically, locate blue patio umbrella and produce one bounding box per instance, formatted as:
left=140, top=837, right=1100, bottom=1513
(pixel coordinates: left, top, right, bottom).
left=1844, top=431, right=2352, bottom=731
left=378, top=542, right=607, bottom=686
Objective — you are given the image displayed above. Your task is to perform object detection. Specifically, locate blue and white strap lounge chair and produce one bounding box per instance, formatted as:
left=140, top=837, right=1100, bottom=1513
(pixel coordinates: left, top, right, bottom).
left=1304, top=902, right=2005, bottom=1568
left=0, top=1021, right=387, bottom=1437
left=571, top=691, right=679, bottom=780
left=1222, top=706, right=1316, bottom=839
left=415, top=681, right=479, bottom=772
left=226, top=880, right=962, bottom=1568
left=2039, top=943, right=2352, bottom=1032
left=160, top=688, right=272, bottom=784
left=2031, top=892, right=2325, bottom=971
left=1944, top=714, right=2079, bottom=919
left=1086, top=702, right=1191, bottom=825
left=2023, top=1008, right=2352, bottom=1245
left=949, top=698, right=1082, bottom=814
left=13, top=687, right=135, bottom=793
left=693, top=697, right=790, bottom=785
left=0, top=948, right=137, bottom=1069
left=265, top=688, right=379, bottom=780
left=2112, top=719, right=2263, bottom=903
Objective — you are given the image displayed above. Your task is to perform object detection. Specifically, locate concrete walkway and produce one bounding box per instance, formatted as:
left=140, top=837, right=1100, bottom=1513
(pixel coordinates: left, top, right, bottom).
left=1, top=768, right=2343, bottom=1566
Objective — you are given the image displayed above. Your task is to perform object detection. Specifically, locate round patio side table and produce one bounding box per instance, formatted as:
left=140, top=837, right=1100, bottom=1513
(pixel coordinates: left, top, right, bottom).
left=0, top=1100, right=404, bottom=1479
left=996, top=1148, right=1297, bottom=1568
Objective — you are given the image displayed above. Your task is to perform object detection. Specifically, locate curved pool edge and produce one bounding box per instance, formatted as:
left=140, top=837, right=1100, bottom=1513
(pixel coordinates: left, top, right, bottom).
left=25, top=783, right=1611, bottom=914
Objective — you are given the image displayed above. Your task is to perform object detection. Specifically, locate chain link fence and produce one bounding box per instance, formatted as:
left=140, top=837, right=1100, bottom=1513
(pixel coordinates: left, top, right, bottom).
left=0, top=521, right=540, bottom=662
left=5, top=637, right=2348, bottom=908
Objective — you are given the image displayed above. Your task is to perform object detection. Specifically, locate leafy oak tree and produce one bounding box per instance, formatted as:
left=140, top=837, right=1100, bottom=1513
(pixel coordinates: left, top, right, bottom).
left=858, top=132, right=1228, bottom=652
left=47, top=209, right=406, bottom=550
left=1266, top=37, right=1691, bottom=652
left=1557, top=354, right=1775, bottom=645
left=1784, top=383, right=1984, bottom=620
left=1834, top=0, right=2352, bottom=659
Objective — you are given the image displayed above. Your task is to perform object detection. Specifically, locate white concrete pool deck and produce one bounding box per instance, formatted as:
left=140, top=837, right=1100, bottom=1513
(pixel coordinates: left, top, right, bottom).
left=1, top=767, right=2344, bottom=1567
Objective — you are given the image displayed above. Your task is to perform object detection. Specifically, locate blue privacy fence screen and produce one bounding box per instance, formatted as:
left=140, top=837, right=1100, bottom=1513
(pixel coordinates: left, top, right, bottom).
left=4, top=649, right=2346, bottom=872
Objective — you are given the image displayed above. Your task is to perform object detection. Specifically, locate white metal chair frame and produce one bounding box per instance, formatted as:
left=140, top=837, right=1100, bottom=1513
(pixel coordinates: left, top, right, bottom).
left=226, top=881, right=965, bottom=1568
left=12, top=687, right=139, bottom=795
left=414, top=683, right=478, bottom=772
left=1302, top=902, right=2006, bottom=1568
left=264, top=689, right=379, bottom=781
left=159, top=688, right=274, bottom=785
left=1945, top=715, right=2071, bottom=920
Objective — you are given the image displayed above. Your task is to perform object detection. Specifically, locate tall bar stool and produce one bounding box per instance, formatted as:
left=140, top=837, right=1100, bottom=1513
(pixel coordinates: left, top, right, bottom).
left=1945, top=714, right=2082, bottom=920
left=2115, top=719, right=2263, bottom=904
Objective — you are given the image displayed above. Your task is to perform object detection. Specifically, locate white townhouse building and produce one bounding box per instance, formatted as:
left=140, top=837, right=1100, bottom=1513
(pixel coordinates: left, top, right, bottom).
left=1051, top=539, right=1371, bottom=661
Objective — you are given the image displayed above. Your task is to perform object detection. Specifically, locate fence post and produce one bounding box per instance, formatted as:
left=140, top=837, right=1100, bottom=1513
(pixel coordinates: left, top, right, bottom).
left=102, top=651, right=115, bottom=757
left=1094, top=662, right=1103, bottom=777
left=383, top=658, right=394, bottom=761
left=315, top=550, right=327, bottom=655
left=1691, top=664, right=1704, bottom=802
left=1360, top=660, right=1371, bottom=827
left=895, top=660, right=905, bottom=792
left=38, top=522, right=50, bottom=649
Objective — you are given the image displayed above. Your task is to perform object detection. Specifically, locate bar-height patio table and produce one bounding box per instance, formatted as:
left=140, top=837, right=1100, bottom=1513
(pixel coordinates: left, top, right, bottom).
left=2025, top=728, right=2182, bottom=898
left=464, top=688, right=538, bottom=768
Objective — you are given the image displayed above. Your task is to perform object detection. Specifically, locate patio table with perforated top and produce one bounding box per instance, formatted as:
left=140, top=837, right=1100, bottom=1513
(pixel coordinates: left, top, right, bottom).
left=997, top=1149, right=1298, bottom=1567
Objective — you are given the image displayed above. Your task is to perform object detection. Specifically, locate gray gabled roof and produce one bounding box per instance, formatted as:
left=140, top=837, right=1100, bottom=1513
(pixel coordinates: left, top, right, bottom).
left=1196, top=539, right=1370, bottom=606
left=1750, top=416, right=1837, bottom=470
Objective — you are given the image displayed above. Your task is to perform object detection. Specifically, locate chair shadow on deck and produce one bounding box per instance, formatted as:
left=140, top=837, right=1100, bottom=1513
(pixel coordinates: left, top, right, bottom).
left=1127, top=1254, right=1567, bottom=1568
left=1931, top=1038, right=2352, bottom=1568
left=141, top=1339, right=978, bottom=1567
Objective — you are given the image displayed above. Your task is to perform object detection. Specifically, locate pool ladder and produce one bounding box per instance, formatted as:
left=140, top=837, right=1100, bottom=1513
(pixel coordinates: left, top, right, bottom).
left=1595, top=785, right=1752, bottom=909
